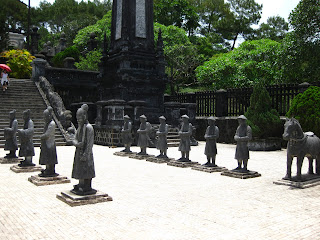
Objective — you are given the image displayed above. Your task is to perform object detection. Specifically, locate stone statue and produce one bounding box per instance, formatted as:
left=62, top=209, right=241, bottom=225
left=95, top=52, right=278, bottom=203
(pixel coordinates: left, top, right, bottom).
left=71, top=104, right=96, bottom=195
left=282, top=118, right=320, bottom=181
left=156, top=116, right=168, bottom=158
left=234, top=115, right=252, bottom=172
left=39, top=107, right=58, bottom=177
left=121, top=115, right=133, bottom=152
left=17, top=109, right=35, bottom=166
left=178, top=115, right=193, bottom=162
left=137, top=115, right=152, bottom=155
left=4, top=110, right=18, bottom=158
left=204, top=116, right=219, bottom=167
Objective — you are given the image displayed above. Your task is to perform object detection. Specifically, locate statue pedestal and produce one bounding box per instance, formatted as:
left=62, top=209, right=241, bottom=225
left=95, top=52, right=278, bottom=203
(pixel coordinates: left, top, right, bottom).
left=221, top=169, right=261, bottom=179
left=113, top=151, right=135, bottom=157
left=10, top=165, right=43, bottom=173
left=56, top=190, right=113, bottom=207
left=146, top=156, right=174, bottom=164
left=273, top=174, right=320, bottom=188
left=0, top=157, right=23, bottom=164
left=167, top=160, right=199, bottom=168
left=129, top=153, right=155, bottom=160
left=192, top=165, right=227, bottom=173
left=28, top=175, right=71, bottom=186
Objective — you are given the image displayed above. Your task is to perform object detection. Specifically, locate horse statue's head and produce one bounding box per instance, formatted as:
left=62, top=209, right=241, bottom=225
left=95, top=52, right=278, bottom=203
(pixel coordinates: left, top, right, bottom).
left=283, top=118, right=304, bottom=140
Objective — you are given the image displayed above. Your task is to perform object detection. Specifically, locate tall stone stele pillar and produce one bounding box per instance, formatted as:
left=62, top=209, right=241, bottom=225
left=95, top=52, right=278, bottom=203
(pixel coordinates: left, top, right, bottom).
left=99, top=0, right=167, bottom=122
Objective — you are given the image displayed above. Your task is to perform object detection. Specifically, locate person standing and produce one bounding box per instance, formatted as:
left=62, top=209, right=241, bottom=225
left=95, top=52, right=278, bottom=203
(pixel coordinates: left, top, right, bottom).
left=1, top=70, right=9, bottom=92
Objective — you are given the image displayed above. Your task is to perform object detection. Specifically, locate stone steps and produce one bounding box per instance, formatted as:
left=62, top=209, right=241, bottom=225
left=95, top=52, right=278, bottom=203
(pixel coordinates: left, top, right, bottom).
left=0, top=78, right=66, bottom=148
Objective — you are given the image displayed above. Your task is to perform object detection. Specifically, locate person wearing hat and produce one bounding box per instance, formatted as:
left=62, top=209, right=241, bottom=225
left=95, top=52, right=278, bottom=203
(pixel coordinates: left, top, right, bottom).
left=204, top=116, right=219, bottom=167
left=137, top=115, right=152, bottom=155
left=178, top=115, right=193, bottom=161
left=234, top=115, right=252, bottom=172
left=4, top=110, right=18, bottom=158
left=121, top=115, right=133, bottom=153
left=39, top=107, right=58, bottom=177
left=17, top=109, right=35, bottom=167
left=156, top=116, right=168, bottom=158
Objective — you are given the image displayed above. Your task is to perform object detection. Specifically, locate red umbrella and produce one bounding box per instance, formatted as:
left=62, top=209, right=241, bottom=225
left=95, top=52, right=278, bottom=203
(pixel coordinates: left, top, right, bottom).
left=0, top=64, right=11, bottom=72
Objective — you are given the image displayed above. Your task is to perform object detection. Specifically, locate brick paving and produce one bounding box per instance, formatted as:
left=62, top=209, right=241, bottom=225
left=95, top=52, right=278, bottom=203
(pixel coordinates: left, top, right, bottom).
left=0, top=142, right=319, bottom=240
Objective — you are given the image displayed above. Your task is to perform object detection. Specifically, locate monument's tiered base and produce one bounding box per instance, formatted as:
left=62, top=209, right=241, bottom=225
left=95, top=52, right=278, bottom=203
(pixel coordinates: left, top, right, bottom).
left=146, top=156, right=174, bottom=164
left=0, top=157, right=23, bottom=164
left=192, top=165, right=227, bottom=173
left=28, top=175, right=71, bottom=186
left=273, top=174, right=320, bottom=188
left=56, top=190, right=113, bottom=207
left=221, top=170, right=261, bottom=179
left=167, top=160, right=199, bottom=168
left=10, top=165, right=43, bottom=173
left=129, top=153, right=155, bottom=160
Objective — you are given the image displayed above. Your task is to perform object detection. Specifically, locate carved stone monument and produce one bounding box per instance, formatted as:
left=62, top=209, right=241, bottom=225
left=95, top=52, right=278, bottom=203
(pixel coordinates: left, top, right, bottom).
left=113, top=115, right=134, bottom=156
left=0, top=110, right=21, bottom=163
left=11, top=110, right=43, bottom=173
left=57, top=104, right=112, bottom=206
left=222, top=115, right=260, bottom=179
left=28, top=107, right=70, bottom=186
left=274, top=118, right=320, bottom=188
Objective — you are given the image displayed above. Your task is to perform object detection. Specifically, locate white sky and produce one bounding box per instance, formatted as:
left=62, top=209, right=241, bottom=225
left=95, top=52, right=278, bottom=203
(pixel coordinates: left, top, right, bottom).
left=22, top=0, right=301, bottom=24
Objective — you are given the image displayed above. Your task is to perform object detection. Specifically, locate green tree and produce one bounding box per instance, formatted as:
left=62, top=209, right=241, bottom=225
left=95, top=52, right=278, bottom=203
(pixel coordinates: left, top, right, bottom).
left=195, top=39, right=282, bottom=89
left=254, top=16, right=289, bottom=41
left=278, top=0, right=320, bottom=83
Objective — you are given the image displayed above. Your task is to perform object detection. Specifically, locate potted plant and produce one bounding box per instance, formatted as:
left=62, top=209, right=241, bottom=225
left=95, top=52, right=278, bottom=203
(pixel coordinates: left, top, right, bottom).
left=245, top=82, right=282, bottom=150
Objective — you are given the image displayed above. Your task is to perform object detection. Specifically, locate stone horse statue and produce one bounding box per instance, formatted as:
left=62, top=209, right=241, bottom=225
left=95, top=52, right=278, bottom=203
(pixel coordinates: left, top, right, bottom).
left=283, top=118, right=320, bottom=181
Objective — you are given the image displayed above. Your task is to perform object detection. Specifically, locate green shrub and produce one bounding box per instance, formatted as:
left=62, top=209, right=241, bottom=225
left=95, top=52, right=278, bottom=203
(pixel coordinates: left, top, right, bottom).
left=286, top=86, right=320, bottom=136
left=1, top=49, right=35, bottom=78
left=245, top=83, right=282, bottom=138
left=52, top=46, right=80, bottom=68
left=74, top=50, right=102, bottom=71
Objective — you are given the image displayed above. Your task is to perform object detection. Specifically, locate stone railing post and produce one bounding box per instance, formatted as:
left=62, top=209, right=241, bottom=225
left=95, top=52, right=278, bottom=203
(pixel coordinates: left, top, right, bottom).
left=31, top=58, right=47, bottom=82
left=215, top=89, right=228, bottom=117
left=298, top=82, right=310, bottom=93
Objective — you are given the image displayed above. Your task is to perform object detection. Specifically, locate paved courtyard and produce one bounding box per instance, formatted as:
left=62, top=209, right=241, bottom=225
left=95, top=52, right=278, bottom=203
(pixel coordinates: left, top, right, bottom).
left=0, top=142, right=319, bottom=240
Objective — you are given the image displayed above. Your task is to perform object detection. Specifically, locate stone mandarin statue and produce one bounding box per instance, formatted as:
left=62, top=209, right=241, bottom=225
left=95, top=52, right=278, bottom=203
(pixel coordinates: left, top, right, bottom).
left=234, top=115, right=252, bottom=172
left=204, top=116, right=219, bottom=167
left=71, top=104, right=96, bottom=195
left=4, top=110, right=18, bottom=158
left=17, top=109, right=35, bottom=167
left=121, top=115, right=133, bottom=153
left=137, top=115, right=152, bottom=155
left=178, top=115, right=193, bottom=162
left=39, top=107, right=58, bottom=177
left=156, top=116, right=168, bottom=158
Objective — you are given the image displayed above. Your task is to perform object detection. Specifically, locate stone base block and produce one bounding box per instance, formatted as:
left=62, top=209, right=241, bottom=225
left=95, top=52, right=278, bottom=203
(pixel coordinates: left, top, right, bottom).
left=10, top=165, right=43, bottom=173
left=221, top=169, right=261, bottom=179
left=273, top=174, right=320, bottom=188
left=113, top=151, right=135, bottom=157
left=146, top=157, right=175, bottom=164
left=28, top=175, right=71, bottom=186
left=129, top=153, right=155, bottom=160
left=56, top=190, right=113, bottom=207
left=167, top=160, right=199, bottom=168
left=191, top=165, right=227, bottom=173
left=0, top=157, right=23, bottom=164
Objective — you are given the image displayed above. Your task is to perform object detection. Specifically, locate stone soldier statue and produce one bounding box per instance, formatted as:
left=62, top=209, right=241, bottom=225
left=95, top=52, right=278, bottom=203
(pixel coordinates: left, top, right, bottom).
left=17, top=109, right=35, bottom=166
left=204, top=116, right=219, bottom=167
left=178, top=115, right=193, bottom=162
left=234, top=115, right=252, bottom=172
left=121, top=115, right=133, bottom=153
left=156, top=116, right=168, bottom=158
left=4, top=110, right=18, bottom=158
left=39, top=107, right=58, bottom=177
left=71, top=104, right=96, bottom=195
left=137, top=115, right=152, bottom=155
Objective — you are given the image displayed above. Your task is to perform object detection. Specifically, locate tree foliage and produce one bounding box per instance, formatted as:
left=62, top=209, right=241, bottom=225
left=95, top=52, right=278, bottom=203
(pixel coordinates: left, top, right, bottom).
left=195, top=39, right=281, bottom=89
left=254, top=16, right=289, bottom=41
